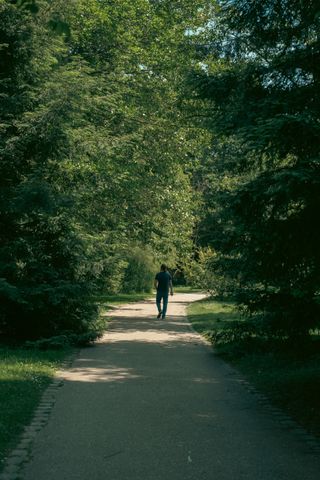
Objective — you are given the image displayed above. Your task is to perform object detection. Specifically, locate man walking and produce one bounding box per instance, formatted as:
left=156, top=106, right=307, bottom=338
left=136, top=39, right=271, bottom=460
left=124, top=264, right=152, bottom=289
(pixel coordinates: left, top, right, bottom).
left=154, top=264, right=173, bottom=319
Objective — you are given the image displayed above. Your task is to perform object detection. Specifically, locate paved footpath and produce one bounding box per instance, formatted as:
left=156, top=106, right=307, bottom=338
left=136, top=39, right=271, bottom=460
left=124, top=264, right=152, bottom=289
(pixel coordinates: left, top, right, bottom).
left=9, top=294, right=320, bottom=479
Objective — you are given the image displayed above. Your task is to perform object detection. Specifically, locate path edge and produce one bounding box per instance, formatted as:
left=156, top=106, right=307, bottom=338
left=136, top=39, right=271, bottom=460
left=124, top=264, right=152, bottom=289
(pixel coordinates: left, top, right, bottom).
left=184, top=295, right=320, bottom=457
left=0, top=349, right=79, bottom=480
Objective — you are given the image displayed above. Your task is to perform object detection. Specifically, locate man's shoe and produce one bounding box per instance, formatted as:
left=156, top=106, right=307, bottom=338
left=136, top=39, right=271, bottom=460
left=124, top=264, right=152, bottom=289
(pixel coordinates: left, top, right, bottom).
left=157, top=311, right=162, bottom=319
left=162, top=315, right=166, bottom=320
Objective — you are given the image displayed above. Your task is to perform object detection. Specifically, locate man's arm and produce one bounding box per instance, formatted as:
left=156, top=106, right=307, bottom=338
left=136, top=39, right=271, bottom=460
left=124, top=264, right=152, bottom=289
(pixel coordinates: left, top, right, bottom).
left=169, top=279, right=173, bottom=295
left=154, top=279, right=158, bottom=290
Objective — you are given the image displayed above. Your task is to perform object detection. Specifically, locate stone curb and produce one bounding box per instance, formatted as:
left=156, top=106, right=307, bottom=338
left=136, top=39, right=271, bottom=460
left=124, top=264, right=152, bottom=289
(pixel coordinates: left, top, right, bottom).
left=0, top=350, right=79, bottom=480
left=233, top=377, right=320, bottom=455
left=185, top=306, right=320, bottom=458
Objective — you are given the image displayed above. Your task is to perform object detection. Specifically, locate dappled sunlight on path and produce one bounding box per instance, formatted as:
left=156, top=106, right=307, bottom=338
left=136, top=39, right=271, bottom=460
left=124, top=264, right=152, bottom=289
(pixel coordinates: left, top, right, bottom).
left=18, top=293, right=320, bottom=480
left=62, top=365, right=142, bottom=383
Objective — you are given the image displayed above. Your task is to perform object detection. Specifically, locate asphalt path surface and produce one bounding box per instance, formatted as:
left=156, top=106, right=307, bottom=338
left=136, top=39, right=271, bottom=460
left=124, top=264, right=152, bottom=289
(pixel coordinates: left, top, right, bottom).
left=20, top=293, right=320, bottom=479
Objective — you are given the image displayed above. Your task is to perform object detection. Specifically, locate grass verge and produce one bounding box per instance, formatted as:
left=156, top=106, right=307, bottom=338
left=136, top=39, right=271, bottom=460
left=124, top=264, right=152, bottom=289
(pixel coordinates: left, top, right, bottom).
left=94, top=288, right=204, bottom=309
left=94, top=292, right=153, bottom=311
left=188, top=298, right=320, bottom=438
left=0, top=347, right=71, bottom=471
left=173, top=286, right=204, bottom=294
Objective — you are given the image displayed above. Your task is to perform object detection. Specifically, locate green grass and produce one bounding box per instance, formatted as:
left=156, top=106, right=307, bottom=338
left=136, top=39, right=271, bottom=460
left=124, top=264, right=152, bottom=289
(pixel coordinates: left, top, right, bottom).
left=187, top=298, right=240, bottom=335
left=94, top=288, right=204, bottom=309
left=188, top=298, right=320, bottom=438
left=0, top=347, right=71, bottom=471
left=94, top=292, right=153, bottom=310
left=173, top=285, right=204, bottom=293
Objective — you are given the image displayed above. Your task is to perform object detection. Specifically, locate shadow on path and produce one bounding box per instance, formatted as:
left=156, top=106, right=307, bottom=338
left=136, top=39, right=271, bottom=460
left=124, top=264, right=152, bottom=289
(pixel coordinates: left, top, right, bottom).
left=16, top=293, right=320, bottom=480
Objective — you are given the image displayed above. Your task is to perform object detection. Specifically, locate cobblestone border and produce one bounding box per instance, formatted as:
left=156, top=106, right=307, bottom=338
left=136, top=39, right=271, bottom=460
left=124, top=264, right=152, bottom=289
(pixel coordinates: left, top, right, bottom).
left=185, top=311, right=320, bottom=458
left=0, top=350, right=79, bottom=480
left=234, top=377, right=320, bottom=456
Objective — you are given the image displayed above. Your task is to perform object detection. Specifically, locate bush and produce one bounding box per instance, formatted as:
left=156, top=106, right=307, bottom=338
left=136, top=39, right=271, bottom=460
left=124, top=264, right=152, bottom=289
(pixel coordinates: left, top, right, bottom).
left=204, top=320, right=256, bottom=345
left=185, top=251, right=234, bottom=295
left=236, top=289, right=320, bottom=339
left=98, top=253, right=128, bottom=295
left=122, top=245, right=156, bottom=294
left=24, top=330, right=104, bottom=350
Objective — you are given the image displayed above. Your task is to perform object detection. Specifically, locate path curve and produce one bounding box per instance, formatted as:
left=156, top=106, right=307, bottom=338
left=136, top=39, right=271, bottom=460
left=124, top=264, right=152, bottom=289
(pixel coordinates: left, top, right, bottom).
left=11, top=293, right=320, bottom=479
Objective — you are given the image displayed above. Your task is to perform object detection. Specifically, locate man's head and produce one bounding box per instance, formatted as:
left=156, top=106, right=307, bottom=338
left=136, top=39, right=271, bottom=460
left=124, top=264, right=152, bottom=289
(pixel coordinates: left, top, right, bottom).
left=160, top=264, right=167, bottom=271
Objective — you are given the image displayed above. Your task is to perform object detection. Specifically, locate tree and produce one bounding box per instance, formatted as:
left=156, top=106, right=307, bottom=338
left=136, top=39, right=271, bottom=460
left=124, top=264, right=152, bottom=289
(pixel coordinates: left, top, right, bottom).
left=65, top=0, right=204, bottom=273
left=190, top=0, right=320, bottom=336
left=0, top=0, right=206, bottom=338
left=0, top=1, right=105, bottom=338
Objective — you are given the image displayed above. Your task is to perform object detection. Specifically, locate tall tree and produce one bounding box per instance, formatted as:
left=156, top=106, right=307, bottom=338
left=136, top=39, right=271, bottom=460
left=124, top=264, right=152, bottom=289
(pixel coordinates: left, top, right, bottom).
left=190, top=0, right=320, bottom=336
left=0, top=0, right=206, bottom=338
left=65, top=0, right=205, bottom=268
left=0, top=1, right=104, bottom=338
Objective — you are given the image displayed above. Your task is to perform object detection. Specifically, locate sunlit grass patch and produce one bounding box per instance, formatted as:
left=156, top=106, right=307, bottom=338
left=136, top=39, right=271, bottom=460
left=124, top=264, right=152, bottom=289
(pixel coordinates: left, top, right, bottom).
left=94, top=292, right=153, bottom=310
left=0, top=348, right=70, bottom=471
left=173, top=286, right=204, bottom=293
left=187, top=298, right=240, bottom=338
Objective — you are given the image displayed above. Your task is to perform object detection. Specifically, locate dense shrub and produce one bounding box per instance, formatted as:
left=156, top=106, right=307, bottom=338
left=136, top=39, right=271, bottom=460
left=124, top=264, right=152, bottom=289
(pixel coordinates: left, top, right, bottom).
left=122, top=245, right=156, bottom=294
left=184, top=248, right=235, bottom=295
left=24, top=317, right=106, bottom=349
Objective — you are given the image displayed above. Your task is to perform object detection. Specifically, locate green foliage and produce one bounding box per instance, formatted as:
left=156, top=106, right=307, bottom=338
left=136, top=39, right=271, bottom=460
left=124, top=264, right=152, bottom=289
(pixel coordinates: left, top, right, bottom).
left=122, top=245, right=156, bottom=294
left=24, top=329, right=103, bottom=349
left=0, top=3, right=88, bottom=338
left=187, top=297, right=243, bottom=344
left=184, top=247, right=215, bottom=291
left=0, top=0, right=204, bottom=339
left=189, top=0, right=320, bottom=337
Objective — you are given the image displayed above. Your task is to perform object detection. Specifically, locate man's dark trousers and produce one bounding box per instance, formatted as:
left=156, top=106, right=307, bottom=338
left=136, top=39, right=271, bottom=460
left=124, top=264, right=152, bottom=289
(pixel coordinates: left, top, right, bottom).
left=156, top=290, right=169, bottom=318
